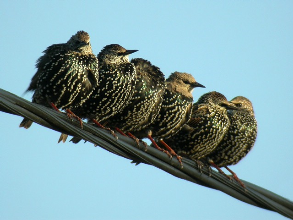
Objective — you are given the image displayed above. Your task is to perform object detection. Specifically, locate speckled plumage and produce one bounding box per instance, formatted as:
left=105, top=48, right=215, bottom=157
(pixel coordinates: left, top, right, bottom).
left=147, top=72, right=205, bottom=140
left=164, top=91, right=236, bottom=160
left=105, top=58, right=166, bottom=133
left=72, top=44, right=138, bottom=123
left=20, top=31, right=99, bottom=128
left=207, top=96, right=257, bottom=167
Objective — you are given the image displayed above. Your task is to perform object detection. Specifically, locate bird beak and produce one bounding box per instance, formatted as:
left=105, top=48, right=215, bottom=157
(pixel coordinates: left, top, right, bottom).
left=192, top=82, right=205, bottom=88
left=219, top=101, right=238, bottom=110
left=123, top=50, right=139, bottom=55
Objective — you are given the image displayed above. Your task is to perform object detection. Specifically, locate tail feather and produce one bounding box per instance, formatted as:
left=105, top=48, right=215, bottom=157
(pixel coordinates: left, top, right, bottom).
left=19, top=118, right=33, bottom=129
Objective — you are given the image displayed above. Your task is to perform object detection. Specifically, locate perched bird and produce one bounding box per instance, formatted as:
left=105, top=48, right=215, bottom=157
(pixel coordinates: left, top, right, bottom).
left=20, top=30, right=99, bottom=128
left=72, top=44, right=138, bottom=126
left=150, top=72, right=205, bottom=140
left=144, top=72, right=205, bottom=163
left=164, top=91, right=236, bottom=162
left=105, top=58, right=166, bottom=135
left=207, top=96, right=257, bottom=167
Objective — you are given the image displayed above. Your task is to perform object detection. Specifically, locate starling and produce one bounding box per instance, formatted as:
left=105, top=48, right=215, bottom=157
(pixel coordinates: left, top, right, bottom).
left=143, top=72, right=205, bottom=163
left=163, top=91, right=236, bottom=161
left=72, top=44, right=138, bottom=125
left=105, top=58, right=166, bottom=136
left=207, top=96, right=258, bottom=167
left=20, top=30, right=99, bottom=128
left=150, top=72, right=205, bottom=140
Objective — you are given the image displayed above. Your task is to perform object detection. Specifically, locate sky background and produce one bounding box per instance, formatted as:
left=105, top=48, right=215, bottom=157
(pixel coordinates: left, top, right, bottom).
left=1, top=1, right=293, bottom=220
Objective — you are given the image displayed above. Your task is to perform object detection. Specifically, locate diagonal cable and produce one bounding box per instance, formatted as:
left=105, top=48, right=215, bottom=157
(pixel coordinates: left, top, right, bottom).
left=0, top=88, right=293, bottom=219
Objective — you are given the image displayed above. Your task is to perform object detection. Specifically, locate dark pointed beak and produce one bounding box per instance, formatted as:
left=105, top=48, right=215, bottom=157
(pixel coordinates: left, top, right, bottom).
left=192, top=82, right=205, bottom=88
left=219, top=101, right=238, bottom=110
left=123, top=49, right=138, bottom=55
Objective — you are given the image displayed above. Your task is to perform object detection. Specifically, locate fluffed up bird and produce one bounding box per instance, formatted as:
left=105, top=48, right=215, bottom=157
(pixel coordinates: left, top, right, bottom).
left=146, top=72, right=205, bottom=164
left=205, top=96, right=257, bottom=186
left=70, top=44, right=138, bottom=136
left=20, top=31, right=99, bottom=129
left=151, top=72, right=205, bottom=139
left=164, top=91, right=236, bottom=162
left=105, top=58, right=166, bottom=138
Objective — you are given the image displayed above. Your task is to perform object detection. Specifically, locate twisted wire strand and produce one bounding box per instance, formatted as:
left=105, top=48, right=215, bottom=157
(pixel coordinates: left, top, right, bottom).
left=1, top=88, right=292, bottom=219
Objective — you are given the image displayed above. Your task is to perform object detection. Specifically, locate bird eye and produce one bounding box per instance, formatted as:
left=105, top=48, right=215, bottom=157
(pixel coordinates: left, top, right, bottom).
left=235, top=103, right=242, bottom=107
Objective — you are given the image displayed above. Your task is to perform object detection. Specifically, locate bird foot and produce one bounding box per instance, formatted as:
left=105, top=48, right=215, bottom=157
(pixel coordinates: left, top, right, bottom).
left=208, top=160, right=233, bottom=181
left=147, top=135, right=172, bottom=158
left=159, top=139, right=183, bottom=168
left=92, top=119, right=118, bottom=140
left=194, top=160, right=204, bottom=174
left=126, top=132, right=142, bottom=149
left=141, top=140, right=148, bottom=152
left=106, top=128, right=118, bottom=140
left=66, top=109, right=83, bottom=128
left=125, top=132, right=148, bottom=151
left=225, top=166, right=246, bottom=188
left=207, top=165, right=212, bottom=176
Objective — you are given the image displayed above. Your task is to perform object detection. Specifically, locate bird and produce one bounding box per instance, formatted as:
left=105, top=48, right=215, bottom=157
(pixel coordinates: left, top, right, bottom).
left=105, top=58, right=166, bottom=137
left=151, top=72, right=205, bottom=139
left=71, top=44, right=138, bottom=129
left=206, top=96, right=257, bottom=184
left=19, top=30, right=99, bottom=129
left=164, top=91, right=237, bottom=163
left=145, top=72, right=205, bottom=163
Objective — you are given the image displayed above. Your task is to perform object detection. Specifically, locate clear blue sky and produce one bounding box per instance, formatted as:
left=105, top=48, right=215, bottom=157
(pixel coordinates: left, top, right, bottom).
left=1, top=1, right=293, bottom=219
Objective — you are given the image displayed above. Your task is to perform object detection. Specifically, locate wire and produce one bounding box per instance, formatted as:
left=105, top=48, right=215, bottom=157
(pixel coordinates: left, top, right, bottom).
left=1, top=88, right=292, bottom=219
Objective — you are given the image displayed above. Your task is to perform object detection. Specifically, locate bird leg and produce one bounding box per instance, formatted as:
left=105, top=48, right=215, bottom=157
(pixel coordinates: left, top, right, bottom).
left=224, top=166, right=246, bottom=188
left=159, top=139, right=183, bottom=168
left=50, top=102, right=60, bottom=112
left=115, top=128, right=148, bottom=149
left=115, top=127, right=128, bottom=136
left=127, top=132, right=141, bottom=148
left=92, top=119, right=118, bottom=139
left=49, top=103, right=72, bottom=143
left=49, top=102, right=84, bottom=128
left=208, top=159, right=233, bottom=181
left=66, top=109, right=83, bottom=128
left=92, top=119, right=104, bottom=128
left=147, top=134, right=172, bottom=158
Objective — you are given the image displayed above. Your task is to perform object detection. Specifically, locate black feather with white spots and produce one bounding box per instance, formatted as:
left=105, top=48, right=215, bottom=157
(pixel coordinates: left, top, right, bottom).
left=207, top=96, right=257, bottom=166
left=165, top=92, right=234, bottom=160
left=105, top=58, right=166, bottom=133
left=148, top=72, right=205, bottom=140
left=20, top=31, right=99, bottom=128
left=72, top=44, right=137, bottom=122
